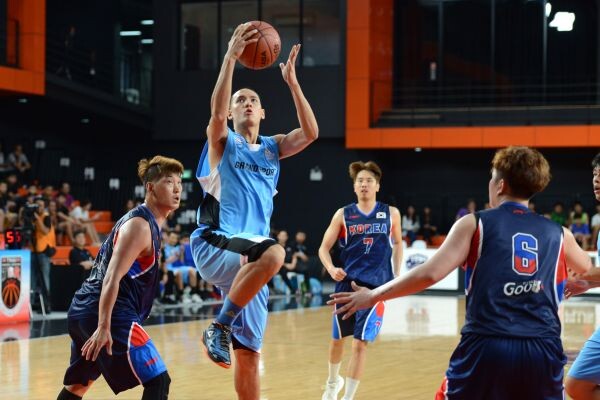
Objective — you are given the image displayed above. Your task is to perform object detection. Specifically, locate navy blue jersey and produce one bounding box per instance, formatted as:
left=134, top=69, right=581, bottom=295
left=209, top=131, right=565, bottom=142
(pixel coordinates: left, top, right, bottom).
left=461, top=202, right=567, bottom=338
left=338, top=202, right=394, bottom=288
left=69, top=204, right=162, bottom=321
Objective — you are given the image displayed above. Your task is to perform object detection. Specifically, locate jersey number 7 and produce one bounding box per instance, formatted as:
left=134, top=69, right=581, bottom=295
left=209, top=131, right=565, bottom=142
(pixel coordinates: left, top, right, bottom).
left=363, top=237, right=374, bottom=254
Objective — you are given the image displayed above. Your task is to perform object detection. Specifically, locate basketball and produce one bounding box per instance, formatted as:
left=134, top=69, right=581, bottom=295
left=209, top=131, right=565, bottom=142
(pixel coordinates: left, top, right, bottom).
left=2, top=279, right=20, bottom=309
left=238, top=21, right=281, bottom=70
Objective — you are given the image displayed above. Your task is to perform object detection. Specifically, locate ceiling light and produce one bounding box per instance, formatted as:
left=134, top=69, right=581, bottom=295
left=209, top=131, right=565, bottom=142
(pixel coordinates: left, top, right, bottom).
left=120, top=30, right=142, bottom=36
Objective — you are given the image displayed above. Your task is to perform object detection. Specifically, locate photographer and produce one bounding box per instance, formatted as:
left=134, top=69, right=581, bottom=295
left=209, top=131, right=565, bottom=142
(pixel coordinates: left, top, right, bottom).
left=25, top=197, right=56, bottom=313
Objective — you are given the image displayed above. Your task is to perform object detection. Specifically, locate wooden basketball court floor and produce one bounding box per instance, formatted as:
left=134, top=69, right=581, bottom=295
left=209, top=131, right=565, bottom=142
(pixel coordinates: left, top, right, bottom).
left=1, top=294, right=598, bottom=399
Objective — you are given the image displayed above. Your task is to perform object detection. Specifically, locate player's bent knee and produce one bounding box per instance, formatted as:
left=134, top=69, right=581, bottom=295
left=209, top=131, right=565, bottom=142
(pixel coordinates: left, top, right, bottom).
left=141, top=371, right=171, bottom=400
left=258, top=244, right=285, bottom=270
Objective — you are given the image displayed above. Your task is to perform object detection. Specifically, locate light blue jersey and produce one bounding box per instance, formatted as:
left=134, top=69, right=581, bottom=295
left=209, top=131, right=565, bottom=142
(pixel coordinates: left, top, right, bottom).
left=191, top=128, right=280, bottom=351
left=196, top=128, right=280, bottom=237
left=568, top=235, right=600, bottom=382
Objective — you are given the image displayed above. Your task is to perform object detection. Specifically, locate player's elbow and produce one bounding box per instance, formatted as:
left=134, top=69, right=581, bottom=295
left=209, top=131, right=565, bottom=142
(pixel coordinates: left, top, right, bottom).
left=210, top=112, right=228, bottom=124
left=306, top=125, right=319, bottom=142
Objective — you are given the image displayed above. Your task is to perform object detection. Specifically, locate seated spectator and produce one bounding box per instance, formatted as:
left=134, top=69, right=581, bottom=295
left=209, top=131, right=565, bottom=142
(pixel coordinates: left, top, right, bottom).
left=550, top=202, right=568, bottom=227
left=48, top=199, right=65, bottom=244
left=6, top=173, right=19, bottom=199
left=292, top=230, right=312, bottom=295
left=56, top=182, right=74, bottom=209
left=0, top=143, right=11, bottom=178
left=591, top=204, right=600, bottom=250
left=269, top=230, right=297, bottom=295
left=69, top=230, right=94, bottom=282
left=419, top=206, right=438, bottom=243
left=456, top=198, right=477, bottom=220
left=402, top=205, right=420, bottom=244
left=55, top=193, right=77, bottom=242
left=570, top=201, right=591, bottom=250
left=41, top=185, right=55, bottom=203
left=7, top=144, right=31, bottom=180
left=70, top=199, right=101, bottom=245
left=124, top=198, right=135, bottom=213
left=176, top=235, right=203, bottom=303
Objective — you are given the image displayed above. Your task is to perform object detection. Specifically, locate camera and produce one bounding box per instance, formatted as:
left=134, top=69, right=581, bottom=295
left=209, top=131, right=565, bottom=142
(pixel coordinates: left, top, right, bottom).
left=20, top=202, right=39, bottom=246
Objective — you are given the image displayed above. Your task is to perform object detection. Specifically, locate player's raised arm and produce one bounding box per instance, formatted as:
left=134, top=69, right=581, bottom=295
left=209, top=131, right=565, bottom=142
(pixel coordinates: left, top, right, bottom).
left=390, top=207, right=403, bottom=277
left=81, top=218, right=151, bottom=361
left=274, top=44, right=319, bottom=159
left=207, top=24, right=259, bottom=155
left=319, top=208, right=347, bottom=282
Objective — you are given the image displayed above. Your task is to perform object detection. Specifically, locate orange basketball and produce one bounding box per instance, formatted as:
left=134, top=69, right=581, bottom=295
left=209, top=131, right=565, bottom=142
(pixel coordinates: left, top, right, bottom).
left=238, top=21, right=281, bottom=70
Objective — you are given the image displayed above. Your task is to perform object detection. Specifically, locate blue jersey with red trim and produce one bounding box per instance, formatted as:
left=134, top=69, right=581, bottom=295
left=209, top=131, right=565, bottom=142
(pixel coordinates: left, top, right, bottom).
left=69, top=204, right=162, bottom=321
left=461, top=202, right=567, bottom=338
left=338, top=202, right=394, bottom=288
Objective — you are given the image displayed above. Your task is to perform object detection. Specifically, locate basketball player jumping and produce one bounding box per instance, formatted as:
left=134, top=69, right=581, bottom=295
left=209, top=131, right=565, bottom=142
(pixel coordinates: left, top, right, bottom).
left=330, top=147, right=592, bottom=399
left=190, top=23, right=318, bottom=399
left=318, top=161, right=403, bottom=400
left=57, top=156, right=183, bottom=400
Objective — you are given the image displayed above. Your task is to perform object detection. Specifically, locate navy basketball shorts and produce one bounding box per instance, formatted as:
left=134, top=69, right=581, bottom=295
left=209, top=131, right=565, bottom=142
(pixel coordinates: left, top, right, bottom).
left=332, top=281, right=385, bottom=342
left=63, top=316, right=167, bottom=394
left=435, top=333, right=566, bottom=400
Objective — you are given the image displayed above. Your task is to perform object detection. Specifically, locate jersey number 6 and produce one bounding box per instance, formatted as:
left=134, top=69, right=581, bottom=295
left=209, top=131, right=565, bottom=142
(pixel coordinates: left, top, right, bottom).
left=512, top=233, right=539, bottom=276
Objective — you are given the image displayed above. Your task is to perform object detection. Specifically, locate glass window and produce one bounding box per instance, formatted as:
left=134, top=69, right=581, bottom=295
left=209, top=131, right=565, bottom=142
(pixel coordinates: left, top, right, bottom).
left=261, top=0, right=300, bottom=68
left=302, top=0, right=341, bottom=66
left=495, top=0, right=544, bottom=104
left=221, top=0, right=258, bottom=68
left=180, top=2, right=219, bottom=70
left=394, top=1, right=439, bottom=107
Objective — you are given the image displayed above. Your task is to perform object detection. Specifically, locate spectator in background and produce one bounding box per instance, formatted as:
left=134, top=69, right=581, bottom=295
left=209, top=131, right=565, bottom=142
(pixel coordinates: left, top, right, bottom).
left=41, top=185, right=54, bottom=203
left=292, top=230, right=312, bottom=295
left=0, top=143, right=10, bottom=178
left=402, top=205, right=420, bottom=244
left=591, top=204, right=600, bottom=250
left=124, top=198, right=135, bottom=213
left=56, top=193, right=77, bottom=243
left=570, top=201, right=591, bottom=250
left=69, top=230, right=94, bottom=283
left=48, top=199, right=65, bottom=245
left=6, top=173, right=19, bottom=199
left=31, top=198, right=56, bottom=313
left=419, top=206, right=438, bottom=243
left=550, top=202, right=568, bottom=227
left=164, top=231, right=184, bottom=302
left=176, top=235, right=203, bottom=303
left=456, top=198, right=477, bottom=220
left=70, top=199, right=101, bottom=245
left=57, top=182, right=74, bottom=209
left=273, top=230, right=297, bottom=295
left=56, top=25, right=75, bottom=80
left=528, top=200, right=537, bottom=214
left=7, top=144, right=31, bottom=181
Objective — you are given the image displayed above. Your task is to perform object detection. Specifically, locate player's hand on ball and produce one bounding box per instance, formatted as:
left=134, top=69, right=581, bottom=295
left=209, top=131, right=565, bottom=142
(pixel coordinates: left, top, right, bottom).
left=280, top=44, right=300, bottom=86
left=226, top=23, right=259, bottom=60
left=565, top=279, right=590, bottom=299
left=81, top=326, right=113, bottom=362
left=327, top=281, right=374, bottom=320
left=327, top=266, right=347, bottom=282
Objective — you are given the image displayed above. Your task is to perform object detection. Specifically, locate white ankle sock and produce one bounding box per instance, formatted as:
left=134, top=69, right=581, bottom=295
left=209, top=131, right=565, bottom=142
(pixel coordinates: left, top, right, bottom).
left=342, top=377, right=360, bottom=400
left=327, top=362, right=341, bottom=383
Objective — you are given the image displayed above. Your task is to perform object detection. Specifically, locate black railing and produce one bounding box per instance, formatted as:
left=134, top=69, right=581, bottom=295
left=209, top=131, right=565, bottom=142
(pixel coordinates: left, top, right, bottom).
left=391, top=77, right=600, bottom=109
left=46, top=30, right=152, bottom=107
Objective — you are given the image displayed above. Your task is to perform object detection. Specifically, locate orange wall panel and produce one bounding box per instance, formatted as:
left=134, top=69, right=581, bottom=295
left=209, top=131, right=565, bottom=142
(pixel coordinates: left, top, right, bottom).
left=482, top=126, right=536, bottom=147
left=347, top=0, right=370, bottom=29
left=347, top=128, right=382, bottom=148
left=346, top=79, right=370, bottom=129
left=0, top=0, right=45, bottom=95
left=381, top=128, right=432, bottom=148
left=535, top=125, right=588, bottom=147
left=431, top=127, right=484, bottom=148
left=347, top=28, right=370, bottom=79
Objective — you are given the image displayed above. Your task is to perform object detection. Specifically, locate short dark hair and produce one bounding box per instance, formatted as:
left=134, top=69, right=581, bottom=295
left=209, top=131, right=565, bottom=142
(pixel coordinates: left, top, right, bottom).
left=349, top=161, right=382, bottom=183
left=73, top=230, right=85, bottom=238
left=592, top=153, right=600, bottom=169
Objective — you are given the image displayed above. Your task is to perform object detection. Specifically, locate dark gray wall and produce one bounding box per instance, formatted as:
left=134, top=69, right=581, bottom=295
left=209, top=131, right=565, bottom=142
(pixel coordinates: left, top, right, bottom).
left=153, top=1, right=345, bottom=140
